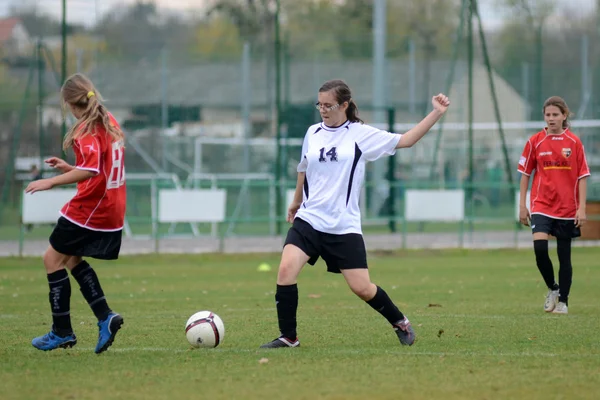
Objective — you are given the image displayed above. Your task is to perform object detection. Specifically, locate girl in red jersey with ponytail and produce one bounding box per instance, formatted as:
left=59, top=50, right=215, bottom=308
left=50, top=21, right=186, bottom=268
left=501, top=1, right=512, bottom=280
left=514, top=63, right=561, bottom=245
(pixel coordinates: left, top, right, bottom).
left=518, top=96, right=590, bottom=315
left=25, top=73, right=126, bottom=353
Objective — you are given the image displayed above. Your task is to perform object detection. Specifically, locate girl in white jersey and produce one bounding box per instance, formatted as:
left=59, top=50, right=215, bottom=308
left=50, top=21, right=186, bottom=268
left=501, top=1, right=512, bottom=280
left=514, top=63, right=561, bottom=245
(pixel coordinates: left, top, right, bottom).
left=260, top=79, right=450, bottom=348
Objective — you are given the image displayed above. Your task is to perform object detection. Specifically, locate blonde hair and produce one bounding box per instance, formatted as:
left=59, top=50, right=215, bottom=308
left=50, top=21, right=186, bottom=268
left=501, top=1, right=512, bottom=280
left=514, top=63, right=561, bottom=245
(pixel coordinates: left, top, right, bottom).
left=61, top=73, right=124, bottom=150
left=543, top=96, right=572, bottom=129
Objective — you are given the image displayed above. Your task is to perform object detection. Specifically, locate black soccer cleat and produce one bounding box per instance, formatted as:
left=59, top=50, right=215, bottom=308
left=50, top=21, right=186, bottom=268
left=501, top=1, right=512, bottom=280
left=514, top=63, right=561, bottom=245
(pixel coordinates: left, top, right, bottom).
left=259, top=336, right=300, bottom=349
left=393, top=317, right=415, bottom=346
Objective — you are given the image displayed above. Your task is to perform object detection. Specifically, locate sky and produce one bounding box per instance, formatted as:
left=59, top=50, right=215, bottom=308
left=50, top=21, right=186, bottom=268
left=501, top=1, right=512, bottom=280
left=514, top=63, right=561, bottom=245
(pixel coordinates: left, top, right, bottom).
left=0, top=0, right=597, bottom=30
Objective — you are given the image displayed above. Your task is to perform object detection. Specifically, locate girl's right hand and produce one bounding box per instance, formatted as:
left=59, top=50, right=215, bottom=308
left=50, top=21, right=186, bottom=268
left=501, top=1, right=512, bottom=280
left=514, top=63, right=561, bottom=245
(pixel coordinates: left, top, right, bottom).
left=45, top=157, right=73, bottom=174
left=287, top=201, right=302, bottom=223
left=519, top=205, right=530, bottom=226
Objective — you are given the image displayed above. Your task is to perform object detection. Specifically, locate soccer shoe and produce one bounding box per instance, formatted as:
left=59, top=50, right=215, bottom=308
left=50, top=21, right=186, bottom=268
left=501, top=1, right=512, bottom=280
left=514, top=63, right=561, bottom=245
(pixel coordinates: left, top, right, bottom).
left=32, top=330, right=77, bottom=351
left=544, top=289, right=559, bottom=312
left=393, top=317, right=415, bottom=346
left=552, top=302, right=568, bottom=314
left=95, top=312, right=124, bottom=354
left=259, top=336, right=300, bottom=348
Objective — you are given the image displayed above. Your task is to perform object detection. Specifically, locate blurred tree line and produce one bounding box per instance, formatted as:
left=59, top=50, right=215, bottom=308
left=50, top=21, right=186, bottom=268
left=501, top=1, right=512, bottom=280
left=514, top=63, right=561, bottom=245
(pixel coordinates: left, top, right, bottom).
left=2, top=0, right=600, bottom=117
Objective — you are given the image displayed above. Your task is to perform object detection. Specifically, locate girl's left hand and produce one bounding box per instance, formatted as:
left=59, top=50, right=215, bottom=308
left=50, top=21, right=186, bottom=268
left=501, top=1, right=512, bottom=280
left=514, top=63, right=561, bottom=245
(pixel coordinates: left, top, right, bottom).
left=25, top=179, right=54, bottom=194
left=575, top=209, right=587, bottom=228
left=432, top=93, right=450, bottom=114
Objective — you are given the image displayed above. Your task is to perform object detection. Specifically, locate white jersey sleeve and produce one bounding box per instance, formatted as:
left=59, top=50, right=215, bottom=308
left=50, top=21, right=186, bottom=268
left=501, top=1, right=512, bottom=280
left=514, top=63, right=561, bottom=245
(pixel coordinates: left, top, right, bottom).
left=297, top=129, right=310, bottom=172
left=356, top=125, right=402, bottom=162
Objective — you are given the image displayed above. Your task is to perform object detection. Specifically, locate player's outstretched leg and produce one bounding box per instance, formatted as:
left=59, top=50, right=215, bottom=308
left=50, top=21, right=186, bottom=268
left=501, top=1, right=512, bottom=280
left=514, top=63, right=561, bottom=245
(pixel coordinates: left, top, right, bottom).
left=69, top=259, right=123, bottom=353
left=369, top=285, right=415, bottom=346
left=32, top=248, right=77, bottom=351
left=343, top=269, right=415, bottom=346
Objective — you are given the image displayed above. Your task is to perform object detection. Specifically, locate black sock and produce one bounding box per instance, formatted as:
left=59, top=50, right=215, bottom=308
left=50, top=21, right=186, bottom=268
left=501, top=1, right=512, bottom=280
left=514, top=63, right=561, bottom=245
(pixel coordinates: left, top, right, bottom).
left=533, top=240, right=559, bottom=290
left=47, top=269, right=72, bottom=336
left=70, top=261, right=111, bottom=321
left=275, top=284, right=298, bottom=339
left=557, top=238, right=573, bottom=305
left=366, top=286, right=405, bottom=325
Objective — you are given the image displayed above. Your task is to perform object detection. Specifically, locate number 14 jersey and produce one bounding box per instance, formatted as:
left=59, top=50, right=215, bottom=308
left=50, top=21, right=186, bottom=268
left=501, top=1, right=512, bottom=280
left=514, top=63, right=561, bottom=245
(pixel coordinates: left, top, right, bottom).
left=60, top=114, right=127, bottom=231
left=295, top=121, right=402, bottom=235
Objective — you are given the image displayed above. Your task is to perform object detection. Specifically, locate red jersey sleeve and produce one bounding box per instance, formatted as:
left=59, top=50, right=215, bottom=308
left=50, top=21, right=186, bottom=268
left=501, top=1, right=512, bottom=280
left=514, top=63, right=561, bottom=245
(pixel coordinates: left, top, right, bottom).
left=577, top=141, right=591, bottom=179
left=518, top=138, right=536, bottom=176
left=75, top=134, right=101, bottom=174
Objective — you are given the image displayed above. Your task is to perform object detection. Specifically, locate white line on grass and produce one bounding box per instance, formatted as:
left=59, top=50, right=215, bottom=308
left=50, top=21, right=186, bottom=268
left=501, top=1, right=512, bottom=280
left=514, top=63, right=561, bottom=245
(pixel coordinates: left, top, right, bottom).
left=23, top=347, right=600, bottom=358
left=3, top=312, right=589, bottom=320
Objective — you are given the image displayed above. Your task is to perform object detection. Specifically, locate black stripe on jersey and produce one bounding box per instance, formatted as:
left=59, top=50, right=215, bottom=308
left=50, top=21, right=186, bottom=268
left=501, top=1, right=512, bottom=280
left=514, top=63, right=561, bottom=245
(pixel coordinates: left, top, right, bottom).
left=314, top=127, right=322, bottom=134
left=346, top=143, right=362, bottom=206
left=320, top=121, right=351, bottom=131
left=303, top=174, right=309, bottom=203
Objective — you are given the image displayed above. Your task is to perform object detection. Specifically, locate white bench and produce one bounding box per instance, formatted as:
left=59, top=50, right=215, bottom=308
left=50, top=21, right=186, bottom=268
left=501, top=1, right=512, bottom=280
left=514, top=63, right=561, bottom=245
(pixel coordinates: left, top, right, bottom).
left=19, top=189, right=77, bottom=256
left=404, top=189, right=465, bottom=222
left=287, top=189, right=466, bottom=223
left=22, top=189, right=77, bottom=224
left=158, top=189, right=227, bottom=224
left=156, top=189, right=227, bottom=250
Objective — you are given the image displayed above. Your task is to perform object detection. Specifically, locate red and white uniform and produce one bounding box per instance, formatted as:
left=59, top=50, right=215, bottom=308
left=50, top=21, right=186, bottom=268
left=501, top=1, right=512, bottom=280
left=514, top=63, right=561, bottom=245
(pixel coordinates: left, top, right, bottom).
left=61, top=114, right=126, bottom=231
left=518, top=128, right=590, bottom=219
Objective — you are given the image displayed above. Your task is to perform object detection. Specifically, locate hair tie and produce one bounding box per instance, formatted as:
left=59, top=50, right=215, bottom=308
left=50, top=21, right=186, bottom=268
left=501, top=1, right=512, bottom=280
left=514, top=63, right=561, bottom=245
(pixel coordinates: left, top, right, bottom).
left=87, top=91, right=95, bottom=99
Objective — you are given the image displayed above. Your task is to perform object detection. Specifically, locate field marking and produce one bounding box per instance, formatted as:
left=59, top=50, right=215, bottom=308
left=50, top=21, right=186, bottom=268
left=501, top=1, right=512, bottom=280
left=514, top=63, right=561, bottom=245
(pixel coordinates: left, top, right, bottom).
left=2, top=311, right=591, bottom=321
left=20, top=347, right=600, bottom=358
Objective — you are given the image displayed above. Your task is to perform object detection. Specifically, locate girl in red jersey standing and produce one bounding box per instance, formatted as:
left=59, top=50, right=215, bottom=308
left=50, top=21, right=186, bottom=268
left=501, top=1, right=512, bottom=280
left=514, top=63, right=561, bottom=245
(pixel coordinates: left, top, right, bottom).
left=25, top=73, right=126, bottom=353
left=518, top=96, right=590, bottom=315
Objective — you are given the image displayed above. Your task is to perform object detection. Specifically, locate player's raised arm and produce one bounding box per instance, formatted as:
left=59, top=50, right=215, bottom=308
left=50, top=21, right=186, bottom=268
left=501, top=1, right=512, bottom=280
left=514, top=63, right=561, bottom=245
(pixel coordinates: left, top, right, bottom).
left=396, top=94, right=450, bottom=149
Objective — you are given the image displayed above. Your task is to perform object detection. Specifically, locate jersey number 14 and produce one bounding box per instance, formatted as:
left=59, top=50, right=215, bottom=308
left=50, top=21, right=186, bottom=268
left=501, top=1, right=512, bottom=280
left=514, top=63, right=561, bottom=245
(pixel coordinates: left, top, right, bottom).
left=319, top=147, right=338, bottom=162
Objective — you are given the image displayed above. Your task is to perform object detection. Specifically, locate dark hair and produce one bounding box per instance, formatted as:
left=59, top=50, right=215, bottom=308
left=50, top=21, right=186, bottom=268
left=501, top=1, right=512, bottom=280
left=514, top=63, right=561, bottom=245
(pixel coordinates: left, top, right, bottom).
left=543, top=96, right=572, bottom=129
left=318, top=79, right=363, bottom=123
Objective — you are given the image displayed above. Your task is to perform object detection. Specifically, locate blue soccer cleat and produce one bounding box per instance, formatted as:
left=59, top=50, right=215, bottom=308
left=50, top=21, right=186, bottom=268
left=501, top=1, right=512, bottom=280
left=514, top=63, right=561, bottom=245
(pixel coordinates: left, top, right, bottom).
left=95, top=312, right=124, bottom=354
left=32, top=330, right=77, bottom=351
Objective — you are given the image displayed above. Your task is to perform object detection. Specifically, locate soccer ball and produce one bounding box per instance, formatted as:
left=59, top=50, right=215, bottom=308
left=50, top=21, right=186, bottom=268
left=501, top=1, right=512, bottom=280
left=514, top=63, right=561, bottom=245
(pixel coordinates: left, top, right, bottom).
left=185, top=311, right=225, bottom=348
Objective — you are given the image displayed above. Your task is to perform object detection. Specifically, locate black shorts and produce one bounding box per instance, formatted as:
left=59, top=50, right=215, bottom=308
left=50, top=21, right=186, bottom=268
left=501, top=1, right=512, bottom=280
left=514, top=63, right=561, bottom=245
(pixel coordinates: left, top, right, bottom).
left=49, top=217, right=123, bottom=260
left=284, top=218, right=367, bottom=274
left=531, top=214, right=581, bottom=239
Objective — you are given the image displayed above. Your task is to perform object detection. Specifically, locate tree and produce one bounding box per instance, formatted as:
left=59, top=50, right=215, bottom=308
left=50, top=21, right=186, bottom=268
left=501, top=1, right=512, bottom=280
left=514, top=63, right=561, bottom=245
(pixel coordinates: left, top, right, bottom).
left=95, top=1, right=180, bottom=61
left=389, top=0, right=461, bottom=115
left=495, top=0, right=557, bottom=116
left=9, top=2, right=85, bottom=38
left=283, top=0, right=347, bottom=60
left=190, top=16, right=244, bottom=60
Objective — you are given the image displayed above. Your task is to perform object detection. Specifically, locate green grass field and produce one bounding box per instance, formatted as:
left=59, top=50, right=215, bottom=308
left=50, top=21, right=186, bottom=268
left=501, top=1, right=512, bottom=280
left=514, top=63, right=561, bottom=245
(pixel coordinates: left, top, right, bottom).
left=1, top=249, right=599, bottom=400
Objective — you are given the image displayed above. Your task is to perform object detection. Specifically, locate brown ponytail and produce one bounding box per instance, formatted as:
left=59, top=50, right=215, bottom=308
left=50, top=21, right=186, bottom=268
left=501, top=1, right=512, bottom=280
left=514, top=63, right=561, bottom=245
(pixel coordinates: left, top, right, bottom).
left=346, top=99, right=363, bottom=124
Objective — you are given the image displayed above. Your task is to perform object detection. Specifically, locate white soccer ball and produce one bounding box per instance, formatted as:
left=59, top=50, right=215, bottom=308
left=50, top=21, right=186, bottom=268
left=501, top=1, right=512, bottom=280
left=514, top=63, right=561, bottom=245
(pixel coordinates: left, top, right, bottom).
left=185, top=311, right=225, bottom=348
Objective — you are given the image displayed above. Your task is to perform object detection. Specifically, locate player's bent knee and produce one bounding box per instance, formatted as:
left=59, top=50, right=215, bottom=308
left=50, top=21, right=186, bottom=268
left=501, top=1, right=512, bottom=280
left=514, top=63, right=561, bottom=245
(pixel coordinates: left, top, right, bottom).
left=65, top=256, right=83, bottom=270
left=350, top=283, right=376, bottom=301
left=43, top=246, right=69, bottom=273
left=533, top=232, right=549, bottom=241
left=276, top=261, right=302, bottom=285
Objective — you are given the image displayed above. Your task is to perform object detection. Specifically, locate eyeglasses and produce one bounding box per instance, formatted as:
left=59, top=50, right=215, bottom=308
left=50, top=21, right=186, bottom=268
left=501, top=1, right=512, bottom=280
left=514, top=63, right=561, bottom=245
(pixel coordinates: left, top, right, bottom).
left=315, top=103, right=341, bottom=112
